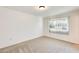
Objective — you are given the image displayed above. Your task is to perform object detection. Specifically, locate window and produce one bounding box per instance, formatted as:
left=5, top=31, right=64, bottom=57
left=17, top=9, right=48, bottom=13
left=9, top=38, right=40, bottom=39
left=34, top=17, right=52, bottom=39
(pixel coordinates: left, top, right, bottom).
left=48, top=17, right=69, bottom=34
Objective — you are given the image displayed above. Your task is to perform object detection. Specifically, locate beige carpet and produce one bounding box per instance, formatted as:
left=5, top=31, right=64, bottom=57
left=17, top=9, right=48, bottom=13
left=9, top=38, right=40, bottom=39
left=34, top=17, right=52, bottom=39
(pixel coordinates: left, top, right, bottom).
left=0, top=36, right=79, bottom=53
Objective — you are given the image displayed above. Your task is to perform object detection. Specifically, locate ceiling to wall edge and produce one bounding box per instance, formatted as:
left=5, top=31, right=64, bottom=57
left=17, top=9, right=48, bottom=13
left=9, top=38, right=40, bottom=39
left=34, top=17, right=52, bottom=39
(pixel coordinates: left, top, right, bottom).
left=43, top=8, right=79, bottom=19
left=2, top=6, right=79, bottom=18
left=2, top=7, right=41, bottom=18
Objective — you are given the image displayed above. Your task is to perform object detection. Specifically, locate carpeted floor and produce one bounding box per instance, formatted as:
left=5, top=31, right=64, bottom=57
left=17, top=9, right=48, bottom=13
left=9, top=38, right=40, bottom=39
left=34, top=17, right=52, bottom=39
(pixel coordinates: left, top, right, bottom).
left=0, top=36, right=79, bottom=53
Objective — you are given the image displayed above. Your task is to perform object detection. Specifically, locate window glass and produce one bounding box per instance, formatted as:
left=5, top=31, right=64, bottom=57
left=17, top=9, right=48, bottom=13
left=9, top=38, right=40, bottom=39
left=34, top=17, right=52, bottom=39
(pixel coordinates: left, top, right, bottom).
left=48, top=17, right=69, bottom=34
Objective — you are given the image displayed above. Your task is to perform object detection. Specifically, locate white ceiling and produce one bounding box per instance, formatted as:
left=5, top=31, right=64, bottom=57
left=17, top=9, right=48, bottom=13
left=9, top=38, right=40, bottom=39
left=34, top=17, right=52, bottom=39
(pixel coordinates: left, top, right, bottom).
left=4, top=6, right=79, bottom=17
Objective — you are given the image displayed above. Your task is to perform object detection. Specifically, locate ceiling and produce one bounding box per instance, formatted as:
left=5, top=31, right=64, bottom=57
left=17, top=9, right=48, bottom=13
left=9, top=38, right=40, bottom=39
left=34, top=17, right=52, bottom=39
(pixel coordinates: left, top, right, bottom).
left=4, top=6, right=79, bottom=17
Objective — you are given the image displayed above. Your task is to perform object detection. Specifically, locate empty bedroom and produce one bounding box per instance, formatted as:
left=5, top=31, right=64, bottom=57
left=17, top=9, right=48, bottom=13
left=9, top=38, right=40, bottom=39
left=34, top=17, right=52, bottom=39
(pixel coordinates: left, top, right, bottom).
left=0, top=6, right=79, bottom=53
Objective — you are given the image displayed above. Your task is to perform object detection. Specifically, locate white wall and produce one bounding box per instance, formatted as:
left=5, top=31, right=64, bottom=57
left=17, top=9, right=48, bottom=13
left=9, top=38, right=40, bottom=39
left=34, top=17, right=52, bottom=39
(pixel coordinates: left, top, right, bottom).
left=43, top=10, right=79, bottom=44
left=0, top=7, right=43, bottom=48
